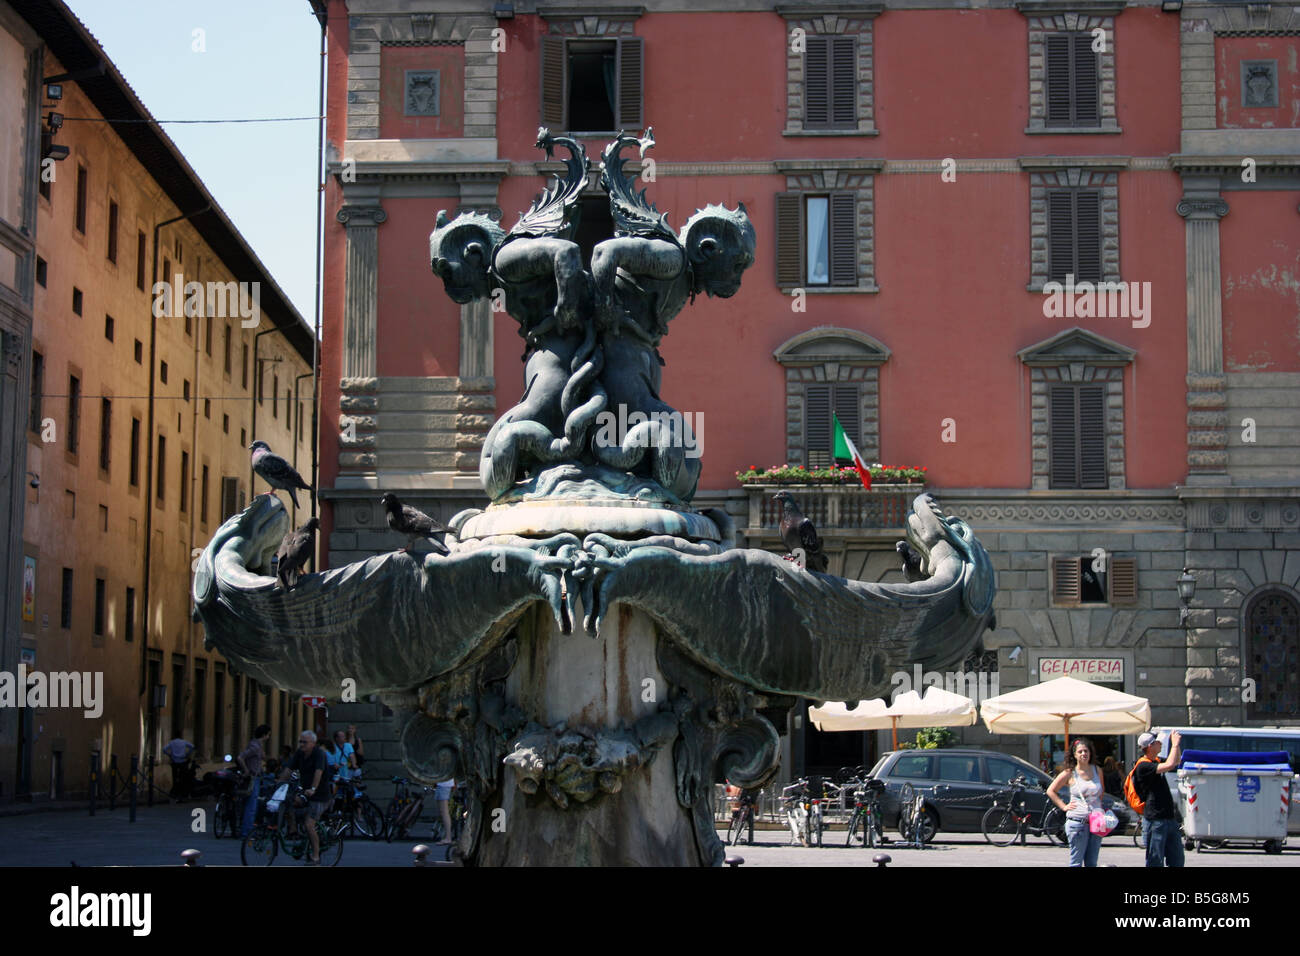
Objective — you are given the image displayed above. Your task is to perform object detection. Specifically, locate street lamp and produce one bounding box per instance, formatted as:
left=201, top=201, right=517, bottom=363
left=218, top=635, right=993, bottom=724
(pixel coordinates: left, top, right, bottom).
left=1177, top=568, right=1197, bottom=627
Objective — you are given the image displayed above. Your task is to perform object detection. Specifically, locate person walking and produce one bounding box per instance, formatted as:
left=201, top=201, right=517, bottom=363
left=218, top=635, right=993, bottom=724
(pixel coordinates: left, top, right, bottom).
left=163, top=735, right=196, bottom=801
left=1134, top=730, right=1185, bottom=868
left=345, top=725, right=365, bottom=768
left=1047, top=737, right=1105, bottom=867
left=237, top=724, right=271, bottom=837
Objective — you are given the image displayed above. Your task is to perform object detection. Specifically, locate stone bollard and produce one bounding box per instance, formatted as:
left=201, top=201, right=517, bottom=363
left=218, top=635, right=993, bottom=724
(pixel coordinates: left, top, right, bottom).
left=412, top=844, right=431, bottom=867
left=872, top=853, right=891, bottom=868
left=180, top=849, right=202, bottom=867
left=723, top=854, right=744, bottom=867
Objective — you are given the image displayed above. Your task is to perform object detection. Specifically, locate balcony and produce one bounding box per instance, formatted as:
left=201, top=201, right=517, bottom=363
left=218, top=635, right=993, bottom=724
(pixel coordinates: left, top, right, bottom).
left=744, top=483, right=923, bottom=534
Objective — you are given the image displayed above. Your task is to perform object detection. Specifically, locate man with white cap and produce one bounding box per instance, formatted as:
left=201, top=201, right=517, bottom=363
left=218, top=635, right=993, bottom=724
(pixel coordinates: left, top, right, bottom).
left=1134, top=730, right=1183, bottom=867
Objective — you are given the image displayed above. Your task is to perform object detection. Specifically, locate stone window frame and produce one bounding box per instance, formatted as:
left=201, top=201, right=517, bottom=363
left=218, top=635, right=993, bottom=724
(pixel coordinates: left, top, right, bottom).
left=1021, top=158, right=1125, bottom=292
left=1016, top=1, right=1123, bottom=134
left=1018, top=326, right=1134, bottom=491
left=777, top=4, right=883, bottom=137
left=775, top=327, right=889, bottom=467
left=538, top=10, right=645, bottom=134
left=775, top=159, right=882, bottom=294
left=1239, top=583, right=1300, bottom=722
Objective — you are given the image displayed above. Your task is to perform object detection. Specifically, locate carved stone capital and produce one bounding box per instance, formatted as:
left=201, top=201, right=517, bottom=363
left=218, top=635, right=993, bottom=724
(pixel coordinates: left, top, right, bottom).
left=1176, top=198, right=1229, bottom=220
left=336, top=205, right=388, bottom=228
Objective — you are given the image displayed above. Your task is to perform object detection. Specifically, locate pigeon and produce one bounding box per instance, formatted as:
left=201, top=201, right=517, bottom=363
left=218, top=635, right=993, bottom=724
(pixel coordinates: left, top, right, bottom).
left=897, top=540, right=926, bottom=582
left=382, top=493, right=449, bottom=553
left=773, top=491, right=829, bottom=573
left=276, top=517, right=319, bottom=591
left=249, top=440, right=312, bottom=509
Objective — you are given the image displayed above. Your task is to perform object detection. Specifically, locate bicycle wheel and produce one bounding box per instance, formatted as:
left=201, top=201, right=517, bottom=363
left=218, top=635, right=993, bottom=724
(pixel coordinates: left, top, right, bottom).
left=897, top=783, right=915, bottom=840
left=745, top=808, right=754, bottom=846
left=845, top=811, right=861, bottom=847
left=356, top=800, right=386, bottom=840
left=384, top=801, right=406, bottom=843
left=868, top=810, right=880, bottom=849
left=214, top=797, right=229, bottom=839
left=726, top=813, right=741, bottom=846
left=278, top=813, right=308, bottom=860
left=812, top=807, right=823, bottom=847
left=241, top=825, right=278, bottom=866
left=322, top=822, right=346, bottom=866
left=391, top=799, right=420, bottom=842
left=1042, top=806, right=1067, bottom=845
left=982, top=806, right=1021, bottom=847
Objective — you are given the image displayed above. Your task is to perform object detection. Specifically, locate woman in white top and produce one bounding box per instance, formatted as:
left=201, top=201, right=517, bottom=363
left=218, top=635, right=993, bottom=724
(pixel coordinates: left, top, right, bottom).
left=1047, top=737, right=1105, bottom=867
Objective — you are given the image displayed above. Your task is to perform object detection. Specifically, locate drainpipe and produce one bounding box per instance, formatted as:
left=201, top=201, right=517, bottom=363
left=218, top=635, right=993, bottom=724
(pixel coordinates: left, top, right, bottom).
left=140, top=205, right=209, bottom=729
left=312, top=8, right=326, bottom=522
left=293, top=371, right=314, bottom=558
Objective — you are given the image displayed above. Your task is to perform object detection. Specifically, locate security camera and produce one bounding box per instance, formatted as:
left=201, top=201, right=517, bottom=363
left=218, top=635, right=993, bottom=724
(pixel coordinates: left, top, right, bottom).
left=27, top=473, right=39, bottom=489
left=1008, top=645, right=1022, bottom=663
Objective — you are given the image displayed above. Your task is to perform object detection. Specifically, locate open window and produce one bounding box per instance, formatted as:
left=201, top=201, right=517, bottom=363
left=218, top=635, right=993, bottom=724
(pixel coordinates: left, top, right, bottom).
left=541, top=34, right=643, bottom=133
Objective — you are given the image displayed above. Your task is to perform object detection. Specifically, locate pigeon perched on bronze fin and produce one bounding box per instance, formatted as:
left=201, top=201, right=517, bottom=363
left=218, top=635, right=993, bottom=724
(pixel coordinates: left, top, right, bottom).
left=276, top=517, right=319, bottom=591
left=382, top=493, right=449, bottom=553
left=773, top=490, right=829, bottom=573
left=249, top=440, right=312, bottom=509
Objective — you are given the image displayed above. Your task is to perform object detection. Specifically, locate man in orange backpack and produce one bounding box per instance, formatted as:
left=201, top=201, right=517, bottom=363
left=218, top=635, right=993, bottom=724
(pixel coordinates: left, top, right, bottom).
left=1133, top=731, right=1184, bottom=867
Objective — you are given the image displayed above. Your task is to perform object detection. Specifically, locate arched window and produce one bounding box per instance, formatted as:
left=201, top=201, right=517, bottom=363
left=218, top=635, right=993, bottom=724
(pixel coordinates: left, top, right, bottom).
left=1245, top=588, right=1300, bottom=720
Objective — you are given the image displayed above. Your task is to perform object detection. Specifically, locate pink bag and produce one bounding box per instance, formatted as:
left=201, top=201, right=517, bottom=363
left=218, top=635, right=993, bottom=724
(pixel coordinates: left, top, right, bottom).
left=1089, top=808, right=1118, bottom=836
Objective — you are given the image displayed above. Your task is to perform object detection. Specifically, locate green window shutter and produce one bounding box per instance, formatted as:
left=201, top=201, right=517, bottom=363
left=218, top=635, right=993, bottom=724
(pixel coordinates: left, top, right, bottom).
left=616, top=36, right=644, bottom=129
left=1078, top=383, right=1108, bottom=488
left=805, top=35, right=830, bottom=128
left=830, top=36, right=857, bottom=127
left=541, top=35, right=566, bottom=128
left=776, top=192, right=804, bottom=286
left=1048, top=384, right=1078, bottom=488
left=806, top=385, right=831, bottom=467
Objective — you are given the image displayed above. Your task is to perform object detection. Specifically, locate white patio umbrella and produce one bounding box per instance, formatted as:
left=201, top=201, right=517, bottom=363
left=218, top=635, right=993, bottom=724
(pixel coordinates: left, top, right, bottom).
left=979, top=676, right=1151, bottom=750
left=809, top=686, right=977, bottom=750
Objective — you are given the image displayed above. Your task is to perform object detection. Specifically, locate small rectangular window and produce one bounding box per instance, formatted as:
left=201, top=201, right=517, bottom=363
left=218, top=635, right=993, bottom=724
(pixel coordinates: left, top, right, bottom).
left=72, top=287, right=82, bottom=316
left=67, top=375, right=81, bottom=454
left=204, top=315, right=213, bottom=356
left=1045, top=33, right=1100, bottom=128
left=183, top=379, right=191, bottom=403
left=136, top=232, right=146, bottom=290
left=180, top=450, right=190, bottom=513
left=159, top=361, right=168, bottom=384
left=1052, top=555, right=1138, bottom=607
left=134, top=339, right=143, bottom=364
left=221, top=476, right=239, bottom=520
left=157, top=435, right=166, bottom=501
left=104, top=314, right=114, bottom=341
left=201, top=464, right=210, bottom=525
left=99, top=398, right=112, bottom=472
left=29, top=352, right=43, bottom=433
left=272, top=373, right=278, bottom=418
left=75, top=166, right=87, bottom=234
left=35, top=257, right=46, bottom=287
left=107, top=201, right=119, bottom=263
left=242, top=344, right=249, bottom=391
left=125, top=586, right=136, bottom=642
left=130, top=417, right=141, bottom=486
left=94, top=577, right=106, bottom=636
left=223, top=324, right=232, bottom=375
left=222, top=413, right=229, bottom=435
left=61, top=568, right=74, bottom=629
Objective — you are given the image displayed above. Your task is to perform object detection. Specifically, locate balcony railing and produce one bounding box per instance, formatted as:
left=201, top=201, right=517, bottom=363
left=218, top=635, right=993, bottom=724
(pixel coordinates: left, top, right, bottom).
left=745, top=483, right=922, bottom=532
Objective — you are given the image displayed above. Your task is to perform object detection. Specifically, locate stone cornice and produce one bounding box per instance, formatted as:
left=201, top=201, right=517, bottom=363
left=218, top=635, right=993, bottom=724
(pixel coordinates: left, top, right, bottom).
left=775, top=3, right=885, bottom=18
left=1018, top=156, right=1130, bottom=171
left=538, top=5, right=645, bottom=18
left=1015, top=0, right=1127, bottom=15
left=774, top=157, right=886, bottom=174
left=1171, top=154, right=1300, bottom=175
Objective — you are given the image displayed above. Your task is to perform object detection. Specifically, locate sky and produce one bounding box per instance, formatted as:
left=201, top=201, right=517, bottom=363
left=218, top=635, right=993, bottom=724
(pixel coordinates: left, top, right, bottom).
left=66, top=0, right=322, bottom=321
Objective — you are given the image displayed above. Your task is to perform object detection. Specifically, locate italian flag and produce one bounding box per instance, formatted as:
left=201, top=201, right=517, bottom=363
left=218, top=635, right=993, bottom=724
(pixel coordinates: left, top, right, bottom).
left=833, top=413, right=872, bottom=490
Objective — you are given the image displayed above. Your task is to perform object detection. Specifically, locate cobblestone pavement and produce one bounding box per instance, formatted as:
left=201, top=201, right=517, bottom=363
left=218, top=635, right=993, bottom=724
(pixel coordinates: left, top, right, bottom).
left=0, top=804, right=1293, bottom=867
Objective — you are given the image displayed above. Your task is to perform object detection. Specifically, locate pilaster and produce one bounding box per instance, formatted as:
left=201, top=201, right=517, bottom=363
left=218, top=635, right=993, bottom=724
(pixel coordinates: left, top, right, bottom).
left=1177, top=189, right=1228, bottom=484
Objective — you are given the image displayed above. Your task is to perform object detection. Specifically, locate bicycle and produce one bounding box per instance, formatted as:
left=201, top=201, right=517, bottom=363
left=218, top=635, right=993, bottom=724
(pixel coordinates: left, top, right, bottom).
left=845, top=777, right=886, bottom=848
left=386, top=779, right=433, bottom=843
left=781, top=779, right=811, bottom=846
left=726, top=789, right=758, bottom=847
left=241, top=777, right=345, bottom=866
left=981, top=775, right=1067, bottom=847
left=897, top=782, right=935, bottom=847
left=212, top=777, right=245, bottom=839
left=329, top=774, right=386, bottom=840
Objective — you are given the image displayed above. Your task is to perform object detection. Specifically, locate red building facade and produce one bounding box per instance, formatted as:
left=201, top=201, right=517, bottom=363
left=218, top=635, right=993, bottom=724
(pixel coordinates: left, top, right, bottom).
left=318, top=0, right=1300, bottom=777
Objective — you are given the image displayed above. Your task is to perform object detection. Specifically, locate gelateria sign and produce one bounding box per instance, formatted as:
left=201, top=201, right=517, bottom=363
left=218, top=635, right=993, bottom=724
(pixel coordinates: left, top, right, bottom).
left=1039, top=657, right=1124, bottom=683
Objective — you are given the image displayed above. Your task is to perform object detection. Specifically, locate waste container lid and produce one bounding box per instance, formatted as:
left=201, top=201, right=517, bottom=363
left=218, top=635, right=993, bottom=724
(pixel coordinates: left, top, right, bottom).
left=1181, top=749, right=1292, bottom=772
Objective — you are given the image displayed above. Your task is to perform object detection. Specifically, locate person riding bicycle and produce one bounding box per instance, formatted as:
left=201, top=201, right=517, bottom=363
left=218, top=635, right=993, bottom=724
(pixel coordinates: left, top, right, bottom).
left=279, top=730, right=332, bottom=865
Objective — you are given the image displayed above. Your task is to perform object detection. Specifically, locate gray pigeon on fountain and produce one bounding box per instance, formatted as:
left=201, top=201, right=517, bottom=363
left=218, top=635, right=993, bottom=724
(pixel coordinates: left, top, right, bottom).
left=276, top=517, right=319, bottom=591
left=249, top=440, right=312, bottom=509
left=382, top=493, right=449, bottom=553
left=773, top=490, right=829, bottom=572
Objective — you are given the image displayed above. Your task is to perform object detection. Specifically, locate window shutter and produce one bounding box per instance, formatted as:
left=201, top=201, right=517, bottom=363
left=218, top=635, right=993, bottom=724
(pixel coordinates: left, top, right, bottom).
left=221, top=477, right=238, bottom=520
left=1052, top=557, right=1081, bottom=604
left=1074, top=191, right=1102, bottom=283
left=829, top=191, right=857, bottom=286
left=616, top=36, right=644, bottom=129
left=1109, top=557, right=1137, bottom=606
left=541, top=35, right=567, bottom=128
left=806, top=385, right=831, bottom=466
left=775, top=192, right=804, bottom=286
left=1046, top=35, right=1072, bottom=125
left=830, top=36, right=857, bottom=127
left=1078, top=383, right=1107, bottom=488
left=805, top=35, right=829, bottom=127
left=832, top=385, right=860, bottom=454
left=1048, top=385, right=1078, bottom=488
left=1047, top=190, right=1074, bottom=284
left=1072, top=33, right=1099, bottom=125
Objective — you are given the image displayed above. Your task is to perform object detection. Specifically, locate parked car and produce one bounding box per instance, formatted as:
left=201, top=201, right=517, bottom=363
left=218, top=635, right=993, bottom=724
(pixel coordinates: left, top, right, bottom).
left=866, top=749, right=1134, bottom=842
